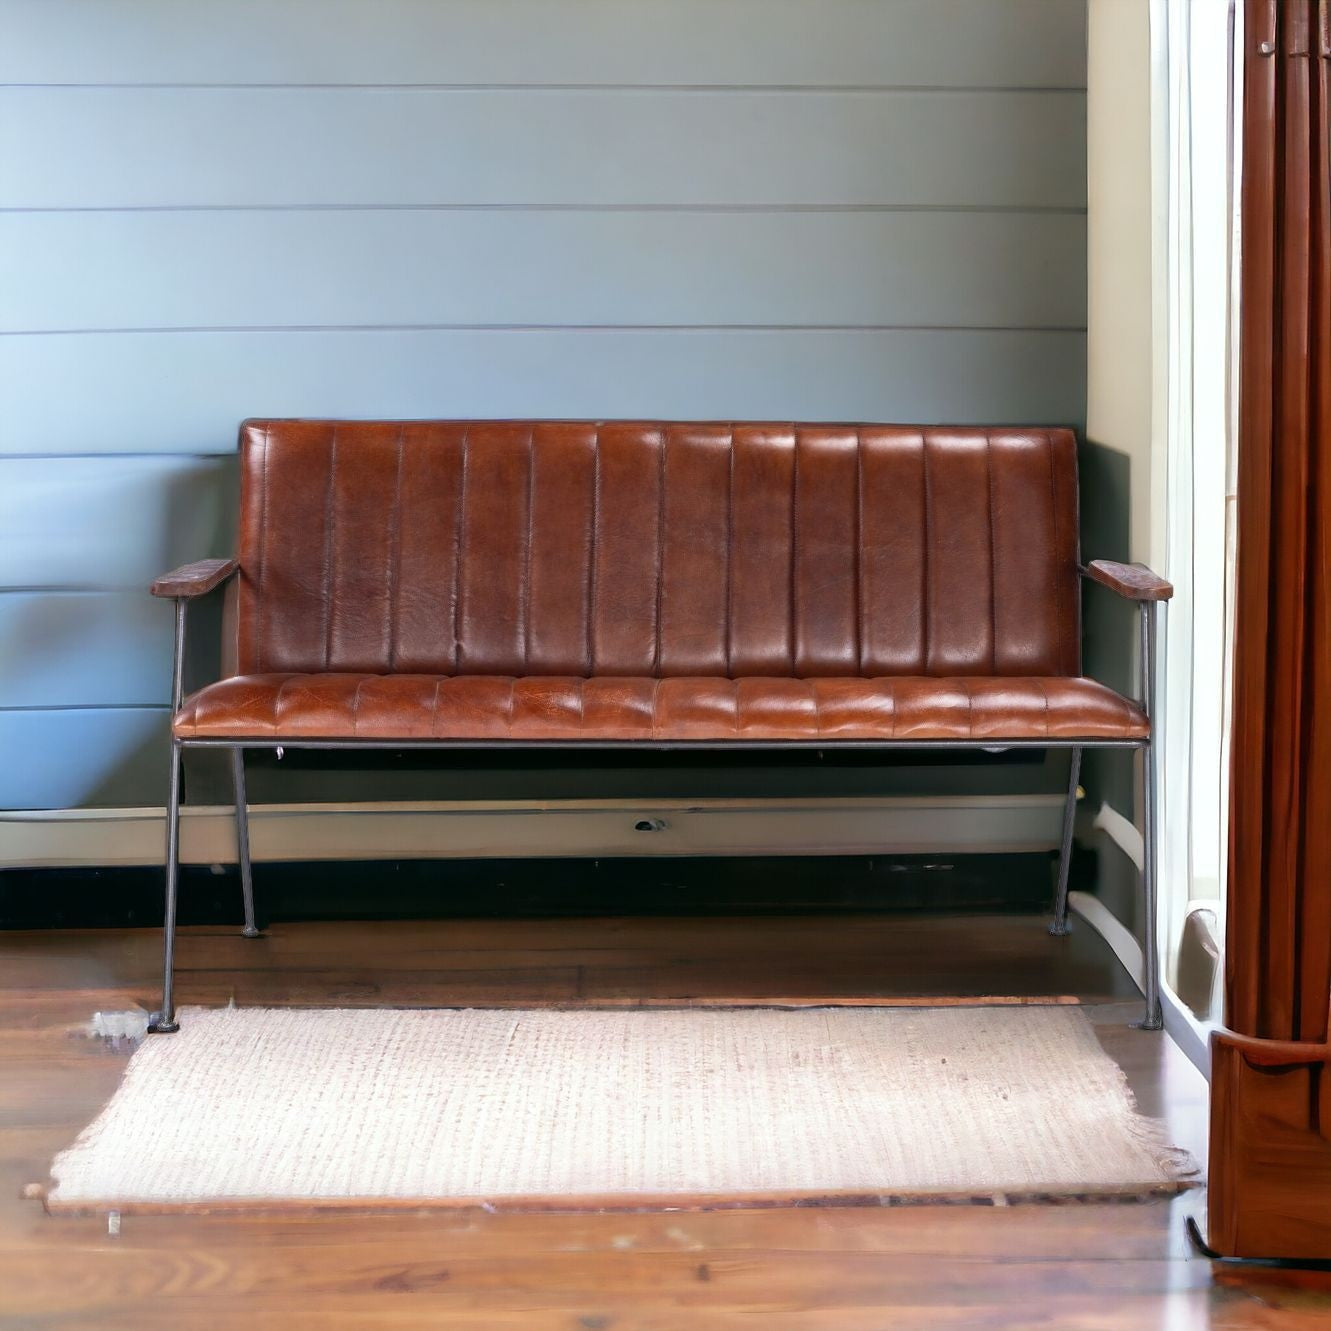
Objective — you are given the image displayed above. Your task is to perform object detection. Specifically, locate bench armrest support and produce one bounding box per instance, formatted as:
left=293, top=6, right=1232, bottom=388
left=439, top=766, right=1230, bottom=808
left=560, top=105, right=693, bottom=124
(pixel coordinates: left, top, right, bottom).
left=150, top=558, right=238, bottom=599
left=1081, top=560, right=1170, bottom=723
left=1082, top=559, right=1174, bottom=602
left=151, top=559, right=237, bottom=711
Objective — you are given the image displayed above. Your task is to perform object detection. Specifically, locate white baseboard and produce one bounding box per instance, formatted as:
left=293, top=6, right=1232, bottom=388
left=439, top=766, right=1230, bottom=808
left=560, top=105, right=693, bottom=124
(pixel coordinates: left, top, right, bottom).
left=1, top=794, right=1065, bottom=868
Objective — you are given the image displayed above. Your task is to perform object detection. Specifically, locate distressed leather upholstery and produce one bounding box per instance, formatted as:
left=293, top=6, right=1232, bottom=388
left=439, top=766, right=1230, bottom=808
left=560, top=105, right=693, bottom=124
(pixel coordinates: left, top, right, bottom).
left=175, top=674, right=1146, bottom=741
left=172, top=419, right=1148, bottom=743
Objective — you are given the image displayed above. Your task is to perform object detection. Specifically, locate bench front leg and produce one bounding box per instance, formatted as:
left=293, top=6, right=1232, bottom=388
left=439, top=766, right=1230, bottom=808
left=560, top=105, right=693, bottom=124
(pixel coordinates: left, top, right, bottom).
left=1137, top=599, right=1163, bottom=1030
left=150, top=739, right=184, bottom=1034
left=149, top=597, right=189, bottom=1034
left=147, top=560, right=240, bottom=1032
left=1079, top=560, right=1171, bottom=1030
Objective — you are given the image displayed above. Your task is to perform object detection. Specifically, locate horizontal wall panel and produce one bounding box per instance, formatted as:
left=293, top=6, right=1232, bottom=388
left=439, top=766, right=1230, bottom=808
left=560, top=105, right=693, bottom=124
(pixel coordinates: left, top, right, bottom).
left=0, top=456, right=235, bottom=587
left=0, top=89, right=1087, bottom=210
left=0, top=329, right=1088, bottom=456
left=0, top=707, right=168, bottom=809
left=1, top=210, right=1087, bottom=333
left=0, top=591, right=173, bottom=707
left=0, top=0, right=1087, bottom=89
left=2, top=0, right=1088, bottom=814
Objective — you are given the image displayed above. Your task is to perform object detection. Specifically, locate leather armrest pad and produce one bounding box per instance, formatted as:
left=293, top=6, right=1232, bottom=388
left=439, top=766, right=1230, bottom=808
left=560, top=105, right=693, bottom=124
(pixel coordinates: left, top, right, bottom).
left=1083, top=559, right=1174, bottom=602
left=150, top=558, right=238, bottom=598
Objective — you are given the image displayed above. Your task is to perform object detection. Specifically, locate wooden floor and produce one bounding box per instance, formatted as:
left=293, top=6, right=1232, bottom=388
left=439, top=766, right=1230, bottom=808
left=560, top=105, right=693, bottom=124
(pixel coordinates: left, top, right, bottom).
left=1, top=909, right=1328, bottom=1329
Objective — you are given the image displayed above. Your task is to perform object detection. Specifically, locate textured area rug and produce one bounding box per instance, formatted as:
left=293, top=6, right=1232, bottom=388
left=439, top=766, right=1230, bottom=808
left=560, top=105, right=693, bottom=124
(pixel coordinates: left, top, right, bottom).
left=46, top=1005, right=1196, bottom=1211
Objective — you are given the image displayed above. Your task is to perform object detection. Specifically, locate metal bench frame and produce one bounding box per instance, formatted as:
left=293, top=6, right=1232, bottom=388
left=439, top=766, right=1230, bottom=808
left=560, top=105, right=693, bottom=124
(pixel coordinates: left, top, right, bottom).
left=151, top=572, right=1164, bottom=1033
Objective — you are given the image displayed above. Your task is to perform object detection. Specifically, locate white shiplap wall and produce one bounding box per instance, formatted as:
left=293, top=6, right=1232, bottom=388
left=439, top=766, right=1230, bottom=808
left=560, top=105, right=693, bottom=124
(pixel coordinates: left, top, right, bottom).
left=0, top=0, right=1087, bottom=808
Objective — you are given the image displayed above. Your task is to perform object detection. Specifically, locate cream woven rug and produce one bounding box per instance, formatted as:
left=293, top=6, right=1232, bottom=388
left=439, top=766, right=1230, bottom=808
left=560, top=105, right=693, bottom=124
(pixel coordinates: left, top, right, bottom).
left=46, top=1005, right=1196, bottom=1212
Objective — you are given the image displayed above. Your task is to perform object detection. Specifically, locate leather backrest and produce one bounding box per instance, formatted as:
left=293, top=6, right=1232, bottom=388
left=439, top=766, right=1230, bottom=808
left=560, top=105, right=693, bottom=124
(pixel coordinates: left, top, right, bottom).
left=235, top=420, right=1081, bottom=678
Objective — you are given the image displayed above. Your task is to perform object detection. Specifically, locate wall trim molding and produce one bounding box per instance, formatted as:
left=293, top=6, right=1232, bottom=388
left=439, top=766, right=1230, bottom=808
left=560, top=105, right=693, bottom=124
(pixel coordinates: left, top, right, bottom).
left=1068, top=886, right=1211, bottom=1074
left=1, top=794, right=1064, bottom=868
left=1091, top=798, right=1144, bottom=869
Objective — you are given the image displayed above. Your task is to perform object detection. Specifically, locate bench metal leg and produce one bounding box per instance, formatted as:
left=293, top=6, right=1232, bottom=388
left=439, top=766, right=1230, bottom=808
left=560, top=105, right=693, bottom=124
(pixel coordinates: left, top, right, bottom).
left=1135, top=598, right=1163, bottom=1030
left=231, top=747, right=261, bottom=938
left=1048, top=745, right=1082, bottom=936
left=1137, top=736, right=1163, bottom=1029
left=149, top=740, right=183, bottom=1034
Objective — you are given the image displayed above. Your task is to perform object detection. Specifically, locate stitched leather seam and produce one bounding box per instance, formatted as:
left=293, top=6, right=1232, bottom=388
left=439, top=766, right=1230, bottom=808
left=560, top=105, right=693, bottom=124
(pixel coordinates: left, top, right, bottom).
left=350, top=675, right=368, bottom=738
left=386, top=424, right=405, bottom=672
left=252, top=423, right=271, bottom=673
left=452, top=426, right=470, bottom=673
left=430, top=677, right=444, bottom=738
left=577, top=430, right=594, bottom=676
left=1066, top=431, right=1084, bottom=675
left=790, top=427, right=801, bottom=674
left=1047, top=431, right=1072, bottom=677
left=320, top=425, right=339, bottom=672
left=520, top=425, right=535, bottom=672
left=274, top=676, right=293, bottom=732
left=653, top=427, right=666, bottom=676
left=587, top=427, right=601, bottom=675
left=854, top=429, right=865, bottom=676
left=921, top=432, right=933, bottom=675
left=725, top=429, right=735, bottom=677
left=985, top=432, right=998, bottom=675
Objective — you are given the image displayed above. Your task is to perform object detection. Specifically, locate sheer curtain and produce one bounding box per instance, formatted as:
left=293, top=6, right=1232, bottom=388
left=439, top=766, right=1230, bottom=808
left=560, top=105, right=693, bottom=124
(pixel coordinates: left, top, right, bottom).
left=1156, top=0, right=1239, bottom=1036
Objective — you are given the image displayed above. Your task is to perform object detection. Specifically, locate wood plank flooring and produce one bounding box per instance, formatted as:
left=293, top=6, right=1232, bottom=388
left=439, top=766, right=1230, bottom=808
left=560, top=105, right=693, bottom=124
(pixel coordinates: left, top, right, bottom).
left=0, top=911, right=1326, bottom=1329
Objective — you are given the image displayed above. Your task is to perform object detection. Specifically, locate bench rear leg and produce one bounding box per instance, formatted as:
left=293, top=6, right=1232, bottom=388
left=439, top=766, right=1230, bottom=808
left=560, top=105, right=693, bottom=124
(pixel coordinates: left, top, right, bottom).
left=149, top=740, right=183, bottom=1034
left=1048, top=746, right=1082, bottom=936
left=231, top=747, right=261, bottom=938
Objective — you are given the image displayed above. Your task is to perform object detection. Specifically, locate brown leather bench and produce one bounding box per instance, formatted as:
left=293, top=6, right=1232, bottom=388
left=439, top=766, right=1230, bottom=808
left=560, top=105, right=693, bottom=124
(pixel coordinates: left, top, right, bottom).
left=150, top=420, right=1172, bottom=1031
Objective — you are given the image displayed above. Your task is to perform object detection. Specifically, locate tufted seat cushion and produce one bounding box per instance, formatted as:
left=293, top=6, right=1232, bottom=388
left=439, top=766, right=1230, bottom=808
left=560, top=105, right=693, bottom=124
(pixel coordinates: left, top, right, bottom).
left=173, top=673, right=1148, bottom=743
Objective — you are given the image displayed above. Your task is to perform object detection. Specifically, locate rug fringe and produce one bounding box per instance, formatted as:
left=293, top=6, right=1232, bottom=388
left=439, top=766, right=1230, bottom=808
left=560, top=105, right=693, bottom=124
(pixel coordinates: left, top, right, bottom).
left=1101, top=1039, right=1203, bottom=1185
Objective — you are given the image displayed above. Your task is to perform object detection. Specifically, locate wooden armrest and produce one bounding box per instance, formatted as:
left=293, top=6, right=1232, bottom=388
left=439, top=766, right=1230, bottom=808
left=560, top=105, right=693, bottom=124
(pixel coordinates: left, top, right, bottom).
left=150, top=558, right=238, bottom=599
left=1082, top=559, right=1174, bottom=602
left=1214, top=1027, right=1331, bottom=1068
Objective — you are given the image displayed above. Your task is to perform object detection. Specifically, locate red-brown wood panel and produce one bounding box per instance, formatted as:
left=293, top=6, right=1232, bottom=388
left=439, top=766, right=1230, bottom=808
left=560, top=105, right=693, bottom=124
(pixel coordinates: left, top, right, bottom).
left=1210, top=0, right=1331, bottom=1260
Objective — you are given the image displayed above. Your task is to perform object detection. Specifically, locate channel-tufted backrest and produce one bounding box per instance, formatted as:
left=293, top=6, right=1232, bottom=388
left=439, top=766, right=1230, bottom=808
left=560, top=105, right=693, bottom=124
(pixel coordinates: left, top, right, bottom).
left=234, top=420, right=1081, bottom=679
